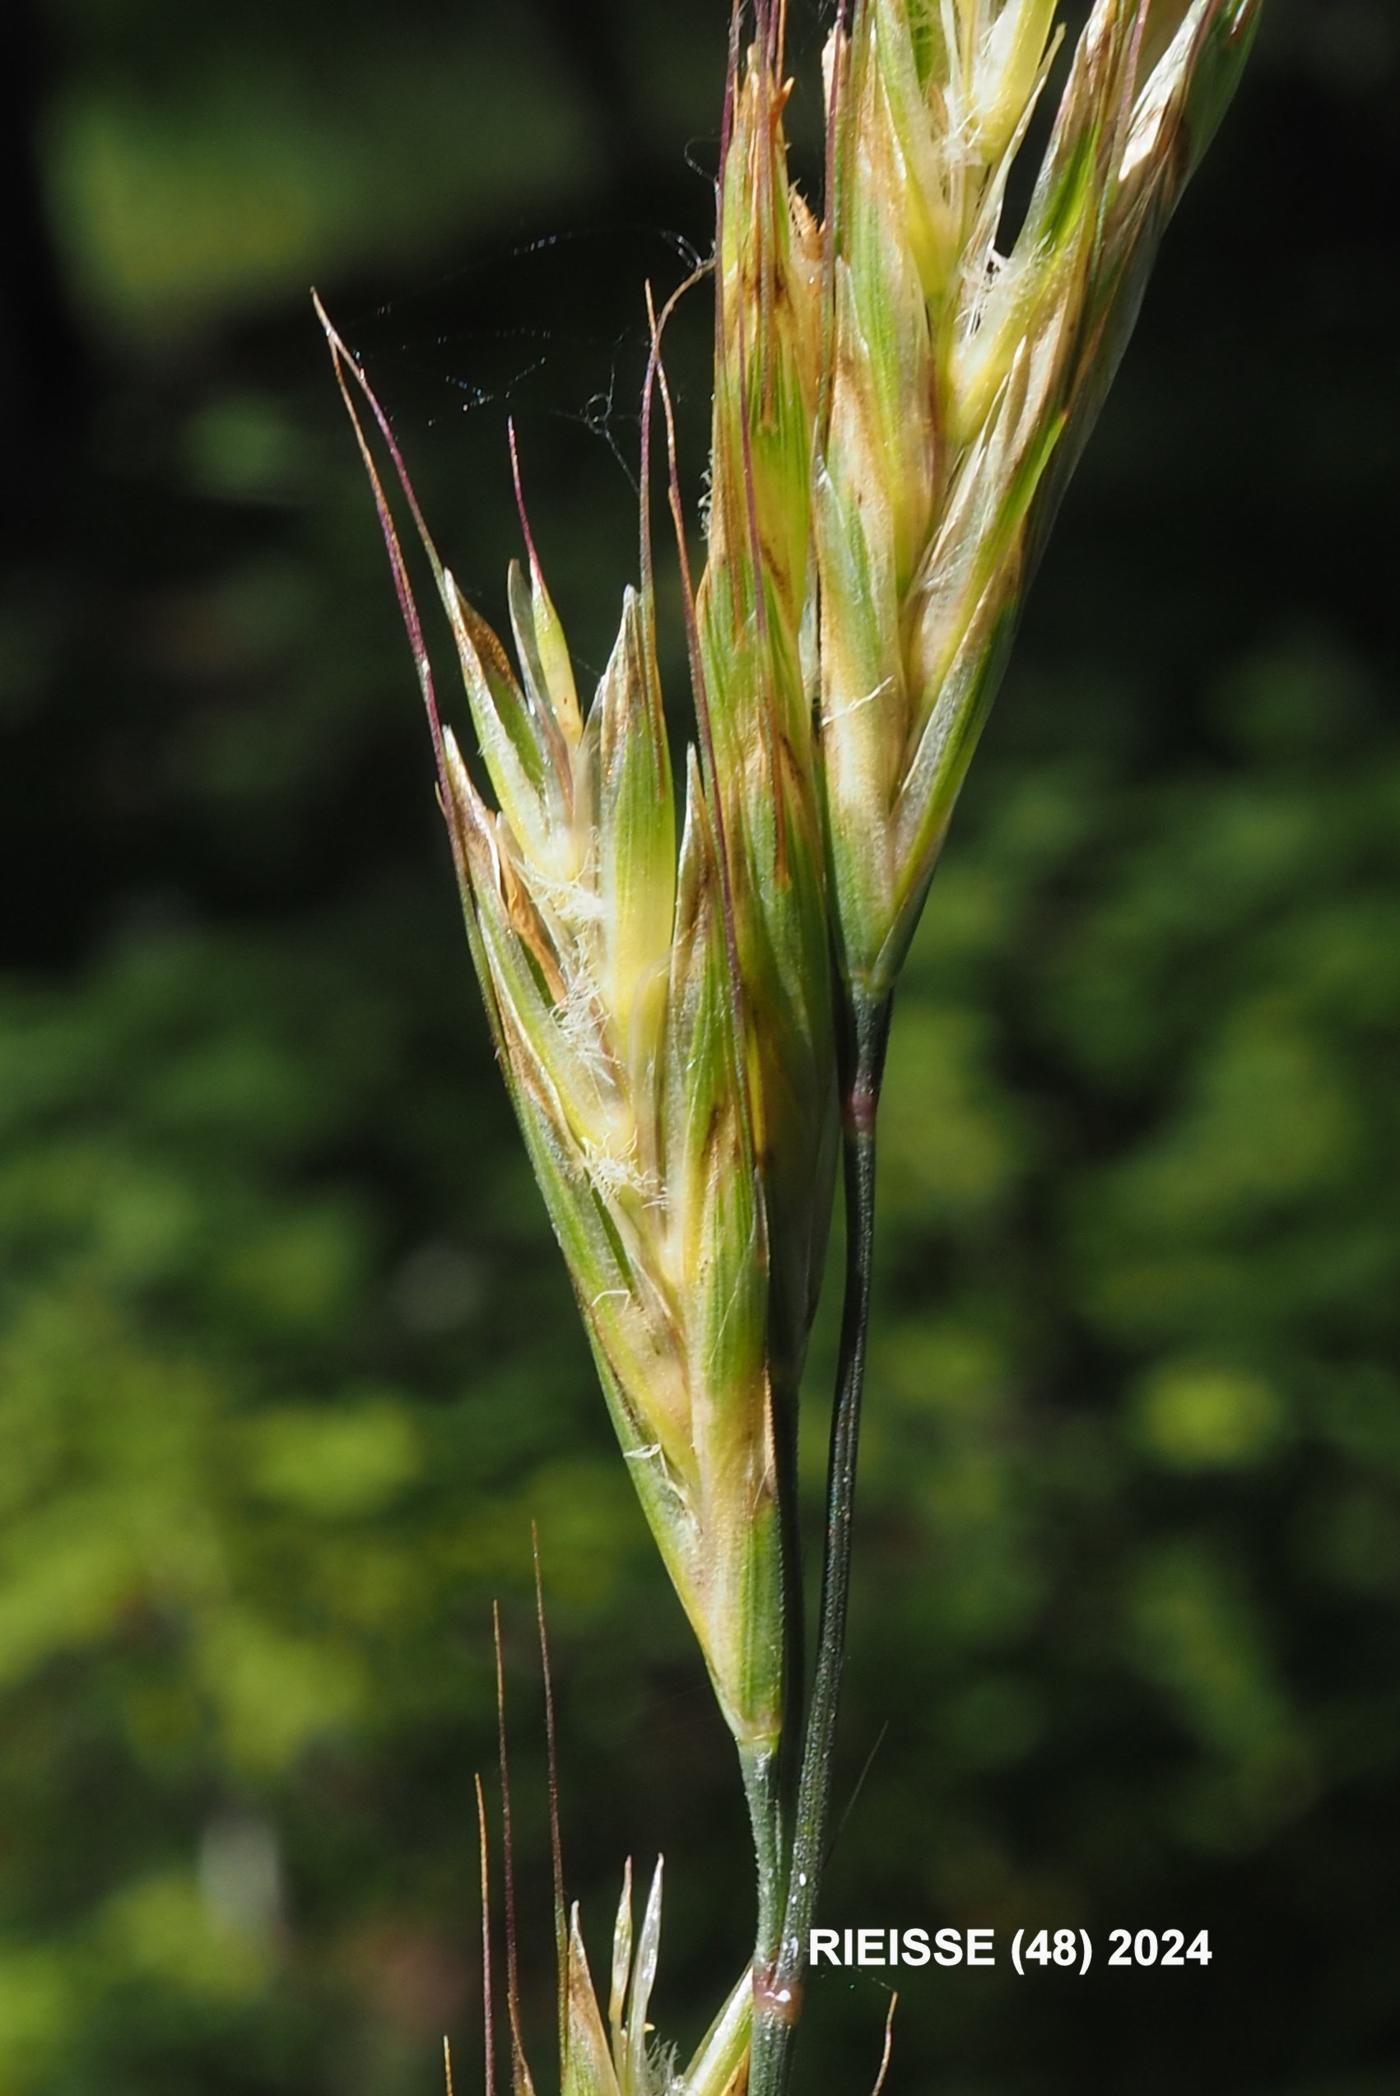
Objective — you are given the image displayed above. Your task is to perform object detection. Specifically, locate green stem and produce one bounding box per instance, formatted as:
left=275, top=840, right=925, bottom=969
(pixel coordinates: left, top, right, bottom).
left=743, top=1372, right=805, bottom=1990
left=741, top=1741, right=785, bottom=1981
left=749, top=989, right=892, bottom=2096
left=774, top=1371, right=807, bottom=1882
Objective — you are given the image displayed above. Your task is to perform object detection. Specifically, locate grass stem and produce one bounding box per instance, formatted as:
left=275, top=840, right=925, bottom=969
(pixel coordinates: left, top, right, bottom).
left=750, top=988, right=892, bottom=2096
left=741, top=1741, right=786, bottom=1983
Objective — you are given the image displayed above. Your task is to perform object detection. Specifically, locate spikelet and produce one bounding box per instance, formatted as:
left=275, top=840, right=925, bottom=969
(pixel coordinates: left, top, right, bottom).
left=555, top=1865, right=751, bottom=2096
left=697, top=22, right=837, bottom=1390
left=319, top=316, right=791, bottom=1761
left=482, top=1568, right=754, bottom=2096
left=445, top=557, right=789, bottom=1753
left=816, top=0, right=1261, bottom=995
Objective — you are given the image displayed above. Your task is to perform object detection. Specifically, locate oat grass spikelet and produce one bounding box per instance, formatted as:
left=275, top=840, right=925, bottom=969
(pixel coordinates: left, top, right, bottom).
left=816, top=0, right=1261, bottom=998
left=443, top=459, right=789, bottom=1767
left=700, top=20, right=837, bottom=1393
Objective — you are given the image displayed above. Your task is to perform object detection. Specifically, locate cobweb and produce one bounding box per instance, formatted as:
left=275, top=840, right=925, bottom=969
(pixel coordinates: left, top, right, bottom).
left=325, top=0, right=838, bottom=681
left=331, top=212, right=719, bottom=683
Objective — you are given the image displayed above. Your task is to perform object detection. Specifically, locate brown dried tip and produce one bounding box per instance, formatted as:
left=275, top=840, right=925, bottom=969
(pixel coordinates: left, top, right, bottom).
left=868, top=1989, right=898, bottom=2096
left=494, top=1604, right=537, bottom=2096
left=533, top=1526, right=569, bottom=2076
left=475, top=1772, right=496, bottom=2096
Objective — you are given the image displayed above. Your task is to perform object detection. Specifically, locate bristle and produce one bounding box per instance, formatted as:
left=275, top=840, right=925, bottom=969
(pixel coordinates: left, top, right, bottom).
left=493, top=1604, right=535, bottom=2096
left=315, top=295, right=450, bottom=800
left=869, top=1991, right=898, bottom=2096
left=532, top=1528, right=569, bottom=2077
left=314, top=293, right=446, bottom=587
left=475, top=1772, right=496, bottom=2096
left=507, top=418, right=544, bottom=581
left=637, top=257, right=706, bottom=768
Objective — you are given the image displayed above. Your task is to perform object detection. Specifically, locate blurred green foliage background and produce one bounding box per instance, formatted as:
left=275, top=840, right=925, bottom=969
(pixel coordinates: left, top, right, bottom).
left=2, top=2, right=1397, bottom=2091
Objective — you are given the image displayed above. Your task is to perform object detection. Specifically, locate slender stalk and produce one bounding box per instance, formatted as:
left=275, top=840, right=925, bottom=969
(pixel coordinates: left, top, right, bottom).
left=742, top=1367, right=805, bottom=1994
left=741, top=1742, right=785, bottom=1983
left=774, top=1369, right=807, bottom=1856
left=750, top=989, right=892, bottom=2096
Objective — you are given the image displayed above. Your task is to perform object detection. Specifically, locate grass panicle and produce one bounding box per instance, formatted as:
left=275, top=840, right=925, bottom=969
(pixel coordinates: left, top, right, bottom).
left=327, top=4, right=1256, bottom=2091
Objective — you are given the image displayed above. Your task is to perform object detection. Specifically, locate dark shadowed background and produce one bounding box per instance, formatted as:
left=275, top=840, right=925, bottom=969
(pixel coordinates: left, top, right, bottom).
left=2, top=2, right=1398, bottom=2091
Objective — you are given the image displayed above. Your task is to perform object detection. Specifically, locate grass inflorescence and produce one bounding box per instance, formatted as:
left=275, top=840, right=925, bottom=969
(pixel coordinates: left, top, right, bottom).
left=325, top=4, right=1258, bottom=2089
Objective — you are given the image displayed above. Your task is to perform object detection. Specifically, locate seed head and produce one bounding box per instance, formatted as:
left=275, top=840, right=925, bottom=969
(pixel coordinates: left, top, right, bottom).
left=320, top=0, right=1257, bottom=1911
left=441, top=583, right=784, bottom=1749
left=319, top=300, right=792, bottom=1753
left=816, top=0, right=1261, bottom=995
